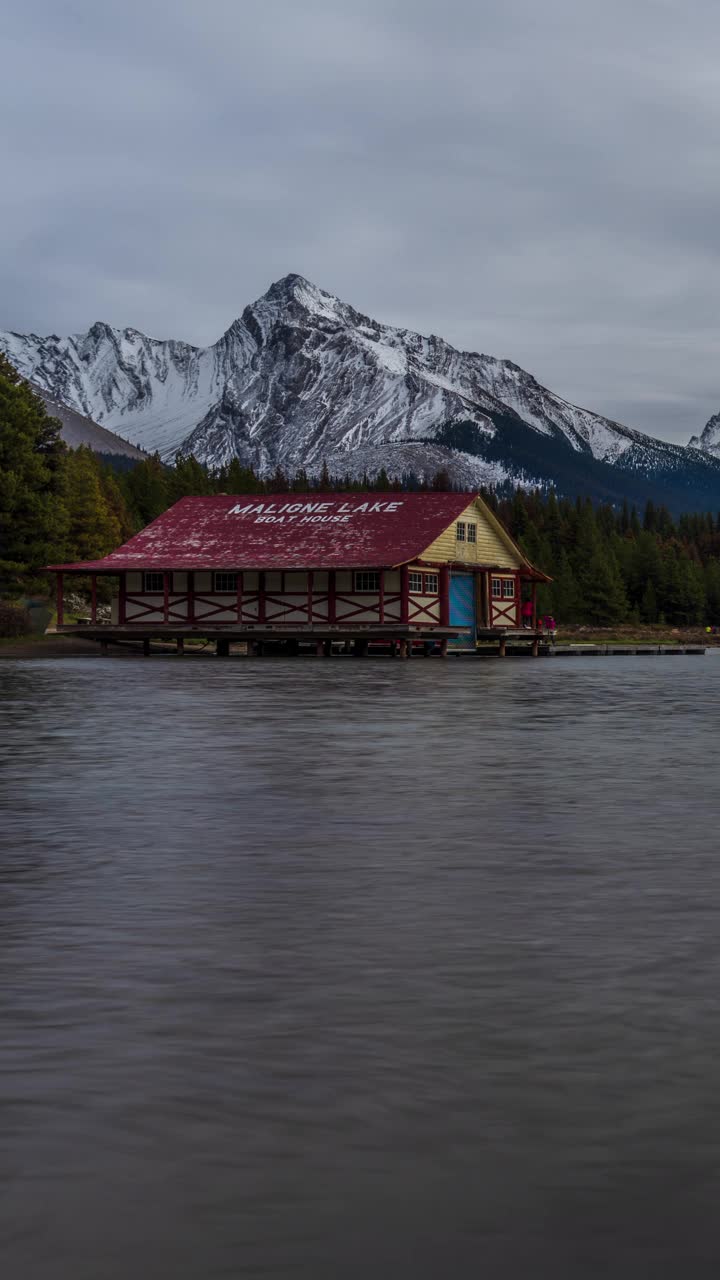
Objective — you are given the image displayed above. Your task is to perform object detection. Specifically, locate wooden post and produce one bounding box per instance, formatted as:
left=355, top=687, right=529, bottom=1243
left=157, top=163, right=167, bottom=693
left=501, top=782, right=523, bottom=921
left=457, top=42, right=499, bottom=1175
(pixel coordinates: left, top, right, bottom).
left=531, top=638, right=539, bottom=657
left=315, top=639, right=324, bottom=656
left=440, top=638, right=449, bottom=658
left=323, top=639, right=332, bottom=657
left=400, top=565, right=409, bottom=623
left=119, top=573, right=126, bottom=624
left=56, top=572, right=64, bottom=628
left=177, top=638, right=185, bottom=655
left=498, top=636, right=507, bottom=658
left=258, top=571, right=266, bottom=623
left=217, top=638, right=230, bottom=657
left=100, top=639, right=108, bottom=656
left=91, top=574, right=97, bottom=624
left=328, top=570, right=336, bottom=623
left=308, top=570, right=314, bottom=625
left=163, top=571, right=169, bottom=624
left=236, top=571, right=243, bottom=624
left=473, top=569, right=484, bottom=633
left=439, top=566, right=450, bottom=627
left=398, top=639, right=407, bottom=658
left=187, top=571, right=195, bottom=623
left=378, top=569, right=385, bottom=624
left=143, top=638, right=151, bottom=656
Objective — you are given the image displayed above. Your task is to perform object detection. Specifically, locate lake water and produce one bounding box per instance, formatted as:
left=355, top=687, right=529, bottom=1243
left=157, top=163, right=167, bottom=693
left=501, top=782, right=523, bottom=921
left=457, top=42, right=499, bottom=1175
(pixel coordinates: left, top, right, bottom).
left=2, top=654, right=720, bottom=1278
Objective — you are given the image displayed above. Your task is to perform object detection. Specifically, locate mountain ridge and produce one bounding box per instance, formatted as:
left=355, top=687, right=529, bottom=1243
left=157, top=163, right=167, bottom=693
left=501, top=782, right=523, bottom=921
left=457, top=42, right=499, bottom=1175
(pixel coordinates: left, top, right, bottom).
left=4, top=273, right=720, bottom=511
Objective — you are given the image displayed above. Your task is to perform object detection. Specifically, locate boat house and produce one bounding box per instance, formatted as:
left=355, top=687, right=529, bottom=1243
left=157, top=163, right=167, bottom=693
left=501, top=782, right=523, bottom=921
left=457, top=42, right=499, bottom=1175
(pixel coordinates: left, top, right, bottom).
left=50, top=491, right=549, bottom=654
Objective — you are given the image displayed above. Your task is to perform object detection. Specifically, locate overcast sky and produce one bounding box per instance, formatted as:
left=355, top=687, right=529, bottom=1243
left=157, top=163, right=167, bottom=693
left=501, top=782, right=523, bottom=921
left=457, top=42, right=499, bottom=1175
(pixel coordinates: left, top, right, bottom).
left=3, top=0, right=720, bottom=442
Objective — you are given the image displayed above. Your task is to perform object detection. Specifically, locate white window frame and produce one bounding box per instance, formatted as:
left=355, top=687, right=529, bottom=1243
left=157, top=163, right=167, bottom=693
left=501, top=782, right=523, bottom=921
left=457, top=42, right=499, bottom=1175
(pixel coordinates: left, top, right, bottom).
left=354, top=571, right=380, bottom=593
left=213, top=572, right=238, bottom=593
left=456, top=522, right=466, bottom=542
left=408, top=571, right=423, bottom=593
left=467, top=523, right=477, bottom=544
left=491, top=577, right=503, bottom=599
left=424, top=573, right=439, bottom=594
left=143, top=572, right=165, bottom=594
left=502, top=579, right=515, bottom=599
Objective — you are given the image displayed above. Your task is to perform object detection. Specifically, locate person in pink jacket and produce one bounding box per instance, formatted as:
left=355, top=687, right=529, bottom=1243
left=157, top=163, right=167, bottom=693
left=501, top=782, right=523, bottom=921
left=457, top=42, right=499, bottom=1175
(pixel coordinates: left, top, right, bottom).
left=521, top=599, right=534, bottom=629
left=543, top=614, right=557, bottom=643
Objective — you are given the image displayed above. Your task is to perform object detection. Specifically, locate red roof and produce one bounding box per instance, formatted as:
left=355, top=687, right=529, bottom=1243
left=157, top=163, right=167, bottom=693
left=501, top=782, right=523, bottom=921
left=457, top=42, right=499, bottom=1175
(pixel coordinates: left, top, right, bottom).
left=50, top=491, right=503, bottom=572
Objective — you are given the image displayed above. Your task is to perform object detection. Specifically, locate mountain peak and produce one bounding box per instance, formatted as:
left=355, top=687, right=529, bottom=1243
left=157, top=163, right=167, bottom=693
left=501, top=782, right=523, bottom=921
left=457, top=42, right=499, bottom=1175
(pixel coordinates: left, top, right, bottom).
left=267, top=272, right=315, bottom=296
left=259, top=273, right=342, bottom=317
left=87, top=320, right=116, bottom=340
left=689, top=410, right=720, bottom=457
left=239, top=273, right=347, bottom=347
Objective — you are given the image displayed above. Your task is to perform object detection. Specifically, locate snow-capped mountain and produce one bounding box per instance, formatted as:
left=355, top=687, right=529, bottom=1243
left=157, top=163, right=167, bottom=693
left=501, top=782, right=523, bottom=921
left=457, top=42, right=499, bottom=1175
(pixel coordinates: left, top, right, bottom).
left=689, top=413, right=720, bottom=459
left=4, top=273, right=720, bottom=509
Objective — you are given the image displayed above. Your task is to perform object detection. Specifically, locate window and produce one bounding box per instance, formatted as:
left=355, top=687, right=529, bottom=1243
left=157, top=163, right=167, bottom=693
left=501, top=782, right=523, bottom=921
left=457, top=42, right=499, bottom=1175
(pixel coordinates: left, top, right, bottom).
left=467, top=523, right=477, bottom=544
left=492, top=577, right=503, bottom=598
left=354, top=571, right=380, bottom=592
left=409, top=571, right=423, bottom=593
left=456, top=522, right=466, bottom=542
left=214, top=572, right=238, bottom=593
left=424, top=573, right=439, bottom=594
left=502, top=579, right=515, bottom=599
left=143, top=572, right=165, bottom=593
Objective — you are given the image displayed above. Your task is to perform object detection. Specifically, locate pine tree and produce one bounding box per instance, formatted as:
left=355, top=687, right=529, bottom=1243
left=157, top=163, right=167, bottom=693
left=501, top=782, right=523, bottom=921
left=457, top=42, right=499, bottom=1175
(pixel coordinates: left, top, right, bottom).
left=290, top=467, right=309, bottom=492
left=168, top=455, right=211, bottom=501
left=99, top=466, right=134, bottom=542
left=119, top=455, right=169, bottom=527
left=705, top=560, right=720, bottom=623
left=0, top=354, right=69, bottom=589
left=573, top=504, right=627, bottom=623
left=62, top=446, right=122, bottom=561
left=549, top=549, right=581, bottom=621
left=223, top=458, right=262, bottom=493
left=640, top=579, right=658, bottom=623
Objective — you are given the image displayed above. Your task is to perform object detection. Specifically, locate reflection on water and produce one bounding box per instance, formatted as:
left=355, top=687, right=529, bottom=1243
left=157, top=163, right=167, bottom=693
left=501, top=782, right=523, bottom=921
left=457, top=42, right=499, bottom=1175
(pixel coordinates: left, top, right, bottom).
left=2, top=656, right=720, bottom=1277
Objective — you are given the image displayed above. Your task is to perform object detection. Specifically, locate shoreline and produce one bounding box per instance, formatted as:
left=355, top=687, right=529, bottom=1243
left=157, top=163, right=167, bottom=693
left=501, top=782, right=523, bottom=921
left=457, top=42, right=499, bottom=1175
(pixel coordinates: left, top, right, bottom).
left=1, top=626, right=719, bottom=660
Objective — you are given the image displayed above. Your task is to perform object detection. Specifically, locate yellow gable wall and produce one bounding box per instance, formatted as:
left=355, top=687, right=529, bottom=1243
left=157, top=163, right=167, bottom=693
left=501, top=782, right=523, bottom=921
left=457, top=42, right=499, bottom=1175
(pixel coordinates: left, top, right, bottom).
left=419, top=499, right=523, bottom=568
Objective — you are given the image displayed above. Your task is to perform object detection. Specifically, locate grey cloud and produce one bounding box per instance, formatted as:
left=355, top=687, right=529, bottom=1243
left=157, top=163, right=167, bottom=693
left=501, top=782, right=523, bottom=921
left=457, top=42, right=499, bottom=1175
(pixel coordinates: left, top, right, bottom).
left=2, top=0, right=720, bottom=441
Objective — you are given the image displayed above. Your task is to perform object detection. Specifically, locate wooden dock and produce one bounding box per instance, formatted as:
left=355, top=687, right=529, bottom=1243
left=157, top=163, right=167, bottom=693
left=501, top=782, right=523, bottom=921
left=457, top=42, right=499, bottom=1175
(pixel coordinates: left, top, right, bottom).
left=542, top=644, right=706, bottom=656
left=47, top=625, right=707, bottom=659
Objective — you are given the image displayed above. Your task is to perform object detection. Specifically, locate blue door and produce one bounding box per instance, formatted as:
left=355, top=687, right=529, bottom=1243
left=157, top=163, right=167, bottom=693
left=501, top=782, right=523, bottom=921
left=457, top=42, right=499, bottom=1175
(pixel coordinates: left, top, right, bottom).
left=449, top=574, right=475, bottom=646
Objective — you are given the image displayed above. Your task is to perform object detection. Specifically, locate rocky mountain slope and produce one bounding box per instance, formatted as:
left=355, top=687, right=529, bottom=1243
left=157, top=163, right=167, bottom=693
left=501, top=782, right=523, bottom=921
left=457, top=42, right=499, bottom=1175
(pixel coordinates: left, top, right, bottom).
left=31, top=384, right=147, bottom=460
left=4, top=274, right=720, bottom=509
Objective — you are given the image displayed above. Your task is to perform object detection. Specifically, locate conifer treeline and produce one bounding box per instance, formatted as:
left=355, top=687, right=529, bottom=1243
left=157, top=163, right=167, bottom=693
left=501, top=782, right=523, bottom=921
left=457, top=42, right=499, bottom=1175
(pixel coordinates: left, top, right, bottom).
left=2, top=353, right=720, bottom=625
left=488, top=489, right=720, bottom=626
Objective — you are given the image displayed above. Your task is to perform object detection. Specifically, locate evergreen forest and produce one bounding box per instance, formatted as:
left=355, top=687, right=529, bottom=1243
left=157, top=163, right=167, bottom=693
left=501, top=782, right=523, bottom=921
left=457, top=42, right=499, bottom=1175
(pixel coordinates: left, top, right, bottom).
left=2, top=353, right=720, bottom=629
